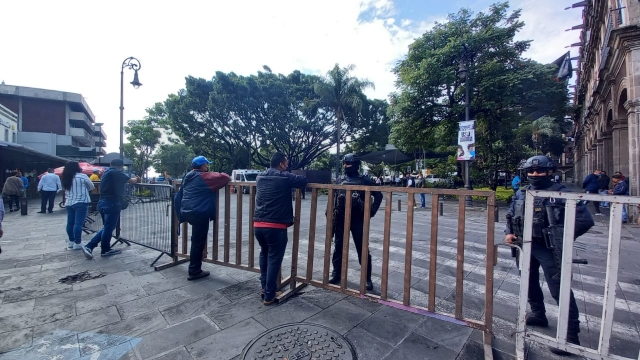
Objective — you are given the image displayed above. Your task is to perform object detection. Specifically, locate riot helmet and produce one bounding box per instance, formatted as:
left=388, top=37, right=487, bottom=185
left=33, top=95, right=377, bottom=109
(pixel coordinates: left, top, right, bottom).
left=342, top=154, right=361, bottom=176
left=342, top=154, right=361, bottom=168
left=522, top=155, right=555, bottom=189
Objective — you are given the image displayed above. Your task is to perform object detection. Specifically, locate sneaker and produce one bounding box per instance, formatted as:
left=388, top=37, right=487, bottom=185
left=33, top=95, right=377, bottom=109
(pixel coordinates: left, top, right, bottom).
left=100, top=249, right=122, bottom=257
left=525, top=313, right=549, bottom=327
left=9, top=209, right=13, bottom=212
left=187, top=270, right=210, bottom=281
left=366, top=279, right=373, bottom=291
left=82, top=245, right=94, bottom=259
left=328, top=276, right=341, bottom=285
left=73, top=243, right=83, bottom=250
left=67, top=241, right=74, bottom=250
left=37, top=211, right=45, bottom=214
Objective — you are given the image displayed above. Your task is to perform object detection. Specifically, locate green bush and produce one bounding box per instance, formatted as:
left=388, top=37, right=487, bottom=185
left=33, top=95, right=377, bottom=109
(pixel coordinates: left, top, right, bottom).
left=471, top=187, right=513, bottom=202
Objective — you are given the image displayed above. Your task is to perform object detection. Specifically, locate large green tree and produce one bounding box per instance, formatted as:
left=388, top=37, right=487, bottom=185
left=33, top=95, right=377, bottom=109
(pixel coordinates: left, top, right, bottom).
left=314, top=64, right=374, bottom=178
left=150, top=68, right=383, bottom=173
left=390, top=2, right=568, bottom=189
left=124, top=119, right=161, bottom=178
left=152, top=143, right=195, bottom=178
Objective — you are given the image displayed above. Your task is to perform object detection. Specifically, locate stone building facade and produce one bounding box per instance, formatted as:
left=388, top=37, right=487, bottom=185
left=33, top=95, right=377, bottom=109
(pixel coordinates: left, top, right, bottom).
left=573, top=0, right=640, bottom=202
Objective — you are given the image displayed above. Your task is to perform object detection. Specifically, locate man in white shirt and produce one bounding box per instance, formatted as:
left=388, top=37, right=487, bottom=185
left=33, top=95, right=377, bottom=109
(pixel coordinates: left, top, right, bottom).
left=37, top=168, right=62, bottom=213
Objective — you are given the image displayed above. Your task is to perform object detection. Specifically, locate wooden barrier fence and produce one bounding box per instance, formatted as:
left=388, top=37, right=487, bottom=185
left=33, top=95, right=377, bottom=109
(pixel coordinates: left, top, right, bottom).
left=166, top=181, right=497, bottom=359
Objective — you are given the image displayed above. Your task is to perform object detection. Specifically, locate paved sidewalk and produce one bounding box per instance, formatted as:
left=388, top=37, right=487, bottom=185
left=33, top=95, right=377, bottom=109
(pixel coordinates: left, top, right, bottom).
left=0, top=194, right=639, bottom=359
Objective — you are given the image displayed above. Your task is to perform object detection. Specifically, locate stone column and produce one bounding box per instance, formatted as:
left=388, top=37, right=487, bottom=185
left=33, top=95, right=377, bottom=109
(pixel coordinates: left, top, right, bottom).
left=597, top=138, right=604, bottom=171
left=602, top=132, right=614, bottom=178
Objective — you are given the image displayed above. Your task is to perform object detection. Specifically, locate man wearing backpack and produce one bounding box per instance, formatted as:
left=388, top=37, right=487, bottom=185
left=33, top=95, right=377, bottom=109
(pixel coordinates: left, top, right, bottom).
left=505, top=155, right=594, bottom=356
left=174, top=156, right=230, bottom=280
left=329, top=154, right=383, bottom=291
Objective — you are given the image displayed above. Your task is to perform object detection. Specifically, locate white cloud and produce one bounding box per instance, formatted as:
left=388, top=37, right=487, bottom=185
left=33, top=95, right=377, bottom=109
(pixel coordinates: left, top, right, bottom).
left=0, top=0, right=581, bottom=154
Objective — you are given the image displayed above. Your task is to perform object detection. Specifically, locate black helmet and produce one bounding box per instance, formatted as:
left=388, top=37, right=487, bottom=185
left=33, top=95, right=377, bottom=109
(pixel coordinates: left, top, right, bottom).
left=522, top=155, right=556, bottom=172
left=342, top=153, right=361, bottom=168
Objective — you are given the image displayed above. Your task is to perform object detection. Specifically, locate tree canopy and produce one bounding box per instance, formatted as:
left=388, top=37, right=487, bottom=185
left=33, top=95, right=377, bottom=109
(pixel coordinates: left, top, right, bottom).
left=390, top=2, right=569, bottom=188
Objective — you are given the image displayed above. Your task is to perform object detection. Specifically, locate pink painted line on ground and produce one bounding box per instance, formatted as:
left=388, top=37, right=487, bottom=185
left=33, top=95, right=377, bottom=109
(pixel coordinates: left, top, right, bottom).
left=371, top=296, right=469, bottom=326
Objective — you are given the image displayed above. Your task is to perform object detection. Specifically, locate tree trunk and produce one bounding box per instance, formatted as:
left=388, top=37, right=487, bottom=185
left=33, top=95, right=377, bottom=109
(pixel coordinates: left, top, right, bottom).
left=336, top=111, right=341, bottom=181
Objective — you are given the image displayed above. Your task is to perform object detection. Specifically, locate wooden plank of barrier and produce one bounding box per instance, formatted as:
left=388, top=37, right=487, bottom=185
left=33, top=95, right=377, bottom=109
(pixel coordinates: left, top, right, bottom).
left=403, top=193, right=415, bottom=306
left=213, top=188, right=220, bottom=261
left=340, top=190, right=353, bottom=290
left=381, top=191, right=392, bottom=300
left=181, top=222, right=188, bottom=255
left=248, top=185, right=256, bottom=268
left=323, top=189, right=335, bottom=284
left=360, top=190, right=372, bottom=294
left=306, top=188, right=318, bottom=281
left=224, top=185, right=231, bottom=263
left=428, top=194, right=439, bottom=312
left=455, top=196, right=466, bottom=319
left=236, top=186, right=243, bottom=265
left=291, top=189, right=302, bottom=290
left=484, top=193, right=496, bottom=355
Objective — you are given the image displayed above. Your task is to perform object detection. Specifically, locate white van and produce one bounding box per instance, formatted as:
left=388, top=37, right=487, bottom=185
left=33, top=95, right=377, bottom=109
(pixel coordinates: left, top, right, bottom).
left=231, top=169, right=260, bottom=193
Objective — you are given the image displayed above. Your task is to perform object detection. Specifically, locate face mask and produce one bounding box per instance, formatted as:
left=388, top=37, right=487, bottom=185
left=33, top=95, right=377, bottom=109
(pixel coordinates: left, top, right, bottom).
left=528, top=176, right=552, bottom=189
left=344, top=166, right=359, bottom=176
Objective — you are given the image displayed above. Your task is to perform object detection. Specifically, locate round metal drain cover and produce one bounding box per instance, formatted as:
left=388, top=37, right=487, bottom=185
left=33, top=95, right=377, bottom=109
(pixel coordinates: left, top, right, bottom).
left=241, top=322, right=357, bottom=360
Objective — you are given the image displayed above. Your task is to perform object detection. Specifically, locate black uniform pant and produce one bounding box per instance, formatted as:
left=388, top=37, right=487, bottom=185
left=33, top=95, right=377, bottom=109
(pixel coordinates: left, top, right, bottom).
left=182, top=213, right=209, bottom=276
left=332, top=220, right=372, bottom=281
left=527, top=240, right=580, bottom=334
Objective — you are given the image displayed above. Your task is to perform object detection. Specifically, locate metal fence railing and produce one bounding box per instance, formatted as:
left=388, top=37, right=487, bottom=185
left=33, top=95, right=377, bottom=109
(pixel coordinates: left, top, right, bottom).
left=515, top=190, right=640, bottom=360
left=114, top=183, right=175, bottom=267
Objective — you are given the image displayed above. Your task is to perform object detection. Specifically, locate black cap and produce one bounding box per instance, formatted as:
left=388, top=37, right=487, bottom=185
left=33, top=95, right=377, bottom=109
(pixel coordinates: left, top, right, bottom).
left=522, top=155, right=556, bottom=171
left=110, top=159, right=124, bottom=167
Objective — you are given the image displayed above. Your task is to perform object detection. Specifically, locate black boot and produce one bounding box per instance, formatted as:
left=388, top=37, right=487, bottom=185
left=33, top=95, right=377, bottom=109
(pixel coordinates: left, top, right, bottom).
left=549, top=332, right=579, bottom=356
left=366, top=279, right=373, bottom=291
left=525, top=312, right=549, bottom=327
left=329, top=270, right=341, bottom=285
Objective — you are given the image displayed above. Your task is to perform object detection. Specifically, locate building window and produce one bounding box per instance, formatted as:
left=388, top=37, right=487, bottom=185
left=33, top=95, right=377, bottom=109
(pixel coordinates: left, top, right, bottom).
left=617, top=0, right=625, bottom=25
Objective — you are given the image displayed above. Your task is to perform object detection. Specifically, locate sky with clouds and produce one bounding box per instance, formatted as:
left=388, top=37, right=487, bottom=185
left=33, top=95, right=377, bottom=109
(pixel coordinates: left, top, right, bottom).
left=1, top=0, right=583, bottom=153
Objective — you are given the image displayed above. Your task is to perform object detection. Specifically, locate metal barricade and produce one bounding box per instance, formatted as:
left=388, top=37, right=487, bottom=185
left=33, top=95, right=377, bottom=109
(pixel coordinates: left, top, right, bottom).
left=515, top=190, right=640, bottom=360
left=82, top=181, right=102, bottom=235
left=171, top=181, right=497, bottom=359
left=114, top=183, right=175, bottom=268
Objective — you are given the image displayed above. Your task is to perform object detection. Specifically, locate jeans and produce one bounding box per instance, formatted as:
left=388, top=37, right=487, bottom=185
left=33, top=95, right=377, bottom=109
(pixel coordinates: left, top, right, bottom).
left=622, top=204, right=628, bottom=222
left=527, top=240, right=580, bottom=334
left=8, top=195, right=20, bottom=210
left=86, top=199, right=121, bottom=254
left=66, top=202, right=89, bottom=244
left=332, top=220, right=372, bottom=281
left=182, top=212, right=209, bottom=275
left=255, top=228, right=288, bottom=301
left=41, top=191, right=57, bottom=212
left=599, top=190, right=609, bottom=207
left=420, top=193, right=426, bottom=208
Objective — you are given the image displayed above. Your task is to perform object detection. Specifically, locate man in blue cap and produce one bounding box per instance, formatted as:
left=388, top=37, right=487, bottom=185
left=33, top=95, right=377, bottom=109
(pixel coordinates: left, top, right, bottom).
left=175, top=156, right=230, bottom=280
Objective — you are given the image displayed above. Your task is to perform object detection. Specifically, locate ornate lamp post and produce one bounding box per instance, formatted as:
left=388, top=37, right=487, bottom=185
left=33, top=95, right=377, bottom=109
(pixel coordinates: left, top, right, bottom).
left=119, top=57, right=142, bottom=160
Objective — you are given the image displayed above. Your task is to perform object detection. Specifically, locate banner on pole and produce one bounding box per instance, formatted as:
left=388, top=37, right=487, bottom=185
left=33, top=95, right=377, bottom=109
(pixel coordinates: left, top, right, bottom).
left=457, top=120, right=476, bottom=161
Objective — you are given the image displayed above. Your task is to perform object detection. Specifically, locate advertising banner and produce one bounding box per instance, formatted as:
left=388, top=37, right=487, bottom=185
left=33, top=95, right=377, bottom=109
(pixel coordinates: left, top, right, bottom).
left=457, top=120, right=476, bottom=161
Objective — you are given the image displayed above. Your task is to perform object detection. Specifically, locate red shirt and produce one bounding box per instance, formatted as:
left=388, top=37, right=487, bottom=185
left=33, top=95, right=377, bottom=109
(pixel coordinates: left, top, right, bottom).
left=254, top=221, right=287, bottom=229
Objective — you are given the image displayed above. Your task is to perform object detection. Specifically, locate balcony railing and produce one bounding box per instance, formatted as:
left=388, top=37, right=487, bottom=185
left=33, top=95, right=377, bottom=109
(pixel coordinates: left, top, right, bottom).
left=69, top=111, right=94, bottom=133
left=69, top=127, right=94, bottom=146
left=600, top=12, right=613, bottom=70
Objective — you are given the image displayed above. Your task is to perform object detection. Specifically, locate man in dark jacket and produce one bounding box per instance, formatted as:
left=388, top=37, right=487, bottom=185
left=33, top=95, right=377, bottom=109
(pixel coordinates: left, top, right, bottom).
left=253, top=152, right=308, bottom=305
left=329, top=154, right=383, bottom=291
left=598, top=170, right=610, bottom=208
left=176, top=156, right=230, bottom=280
left=609, top=174, right=629, bottom=223
left=582, top=169, right=602, bottom=215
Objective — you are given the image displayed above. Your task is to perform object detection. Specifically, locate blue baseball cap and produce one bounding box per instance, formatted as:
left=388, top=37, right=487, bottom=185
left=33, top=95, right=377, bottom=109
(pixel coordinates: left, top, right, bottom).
left=191, top=156, right=212, bottom=168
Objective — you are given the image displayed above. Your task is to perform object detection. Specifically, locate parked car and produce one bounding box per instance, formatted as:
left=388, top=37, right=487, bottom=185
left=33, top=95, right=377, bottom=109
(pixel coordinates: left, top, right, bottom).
left=425, top=174, right=444, bottom=183
left=231, top=169, right=260, bottom=193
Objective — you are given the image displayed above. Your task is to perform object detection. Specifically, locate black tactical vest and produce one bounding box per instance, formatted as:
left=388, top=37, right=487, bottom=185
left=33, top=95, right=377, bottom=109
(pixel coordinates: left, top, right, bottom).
left=335, top=175, right=365, bottom=215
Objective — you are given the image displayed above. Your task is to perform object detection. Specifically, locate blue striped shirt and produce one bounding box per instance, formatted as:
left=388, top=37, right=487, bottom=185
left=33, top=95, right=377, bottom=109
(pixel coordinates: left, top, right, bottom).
left=64, top=173, right=95, bottom=206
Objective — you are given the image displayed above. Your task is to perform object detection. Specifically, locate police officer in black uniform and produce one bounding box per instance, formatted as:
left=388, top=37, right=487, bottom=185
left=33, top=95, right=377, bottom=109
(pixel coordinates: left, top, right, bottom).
left=505, top=155, right=593, bottom=356
left=329, top=154, right=383, bottom=290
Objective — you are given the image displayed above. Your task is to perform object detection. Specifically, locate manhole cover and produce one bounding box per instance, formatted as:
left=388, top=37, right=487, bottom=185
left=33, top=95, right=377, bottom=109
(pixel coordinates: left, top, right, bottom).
left=241, top=323, right=356, bottom=360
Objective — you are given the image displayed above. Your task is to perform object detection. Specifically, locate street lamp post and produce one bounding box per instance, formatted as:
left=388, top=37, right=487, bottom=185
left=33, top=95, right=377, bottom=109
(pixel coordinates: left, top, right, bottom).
left=458, top=52, right=474, bottom=207
left=119, top=57, right=142, bottom=160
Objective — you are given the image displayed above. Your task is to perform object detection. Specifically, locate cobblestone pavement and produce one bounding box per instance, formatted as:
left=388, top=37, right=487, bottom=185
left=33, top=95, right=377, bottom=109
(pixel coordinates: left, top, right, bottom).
left=0, top=191, right=639, bottom=360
